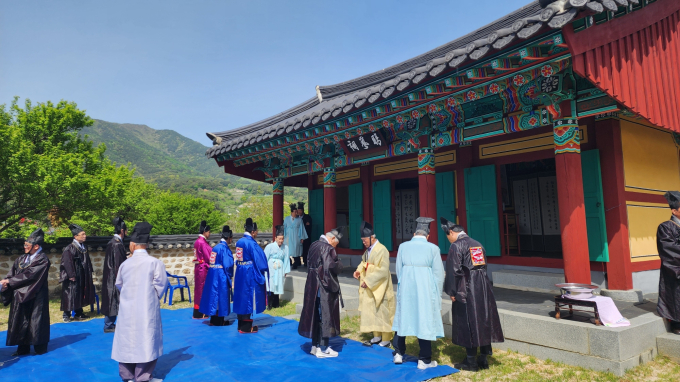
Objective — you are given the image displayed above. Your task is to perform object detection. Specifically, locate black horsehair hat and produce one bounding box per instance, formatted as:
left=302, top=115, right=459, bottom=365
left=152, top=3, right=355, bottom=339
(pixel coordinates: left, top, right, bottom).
left=289, top=203, right=297, bottom=212
left=199, top=220, right=211, bottom=234
left=112, top=217, right=127, bottom=232
left=221, top=225, right=233, bottom=239
left=244, top=218, right=258, bottom=232
left=69, top=223, right=85, bottom=236
left=440, top=217, right=455, bottom=233
left=297, top=202, right=305, bottom=210
left=130, top=222, right=153, bottom=244
left=664, top=191, right=680, bottom=210
left=328, top=227, right=343, bottom=239
left=26, top=228, right=44, bottom=246
left=275, top=225, right=284, bottom=237
left=360, top=221, right=374, bottom=238
left=415, top=217, right=435, bottom=234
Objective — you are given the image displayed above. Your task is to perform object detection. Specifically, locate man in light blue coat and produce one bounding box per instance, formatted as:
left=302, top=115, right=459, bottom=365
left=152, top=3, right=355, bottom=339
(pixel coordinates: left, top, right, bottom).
left=392, top=217, right=445, bottom=370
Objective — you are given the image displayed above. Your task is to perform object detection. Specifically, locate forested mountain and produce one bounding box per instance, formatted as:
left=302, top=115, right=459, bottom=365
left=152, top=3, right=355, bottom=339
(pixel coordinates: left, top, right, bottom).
left=80, top=120, right=307, bottom=212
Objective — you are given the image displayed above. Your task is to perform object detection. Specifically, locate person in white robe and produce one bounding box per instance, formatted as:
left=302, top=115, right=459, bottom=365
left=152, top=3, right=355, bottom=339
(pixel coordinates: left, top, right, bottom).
left=264, top=225, right=290, bottom=309
left=284, top=203, right=308, bottom=269
left=112, top=222, right=167, bottom=382
left=392, top=217, right=445, bottom=370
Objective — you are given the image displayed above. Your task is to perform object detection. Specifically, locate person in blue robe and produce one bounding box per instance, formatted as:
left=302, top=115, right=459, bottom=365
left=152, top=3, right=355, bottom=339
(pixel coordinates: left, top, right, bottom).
left=199, top=225, right=235, bottom=326
left=391, top=217, right=445, bottom=370
left=284, top=203, right=308, bottom=269
left=264, top=225, right=290, bottom=310
left=233, top=218, right=269, bottom=333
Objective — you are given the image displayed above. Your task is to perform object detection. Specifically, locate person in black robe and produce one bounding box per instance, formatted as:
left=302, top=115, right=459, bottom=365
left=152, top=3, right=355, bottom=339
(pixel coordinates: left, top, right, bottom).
left=441, top=217, right=504, bottom=371
left=0, top=229, right=51, bottom=356
left=297, top=202, right=313, bottom=267
left=60, top=223, right=96, bottom=322
left=657, top=191, right=680, bottom=335
left=101, top=217, right=129, bottom=333
left=298, top=228, right=344, bottom=359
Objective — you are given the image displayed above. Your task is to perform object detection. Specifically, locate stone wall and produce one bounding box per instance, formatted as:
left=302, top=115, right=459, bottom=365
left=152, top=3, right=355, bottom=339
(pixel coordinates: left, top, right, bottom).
left=0, top=233, right=272, bottom=297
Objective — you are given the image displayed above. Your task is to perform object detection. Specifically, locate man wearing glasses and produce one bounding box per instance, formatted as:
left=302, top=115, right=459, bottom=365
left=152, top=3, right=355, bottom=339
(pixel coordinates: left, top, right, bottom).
left=0, top=229, right=51, bottom=356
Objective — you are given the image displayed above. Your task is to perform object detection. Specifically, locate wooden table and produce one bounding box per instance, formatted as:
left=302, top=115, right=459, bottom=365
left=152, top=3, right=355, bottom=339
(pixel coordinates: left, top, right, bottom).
left=554, top=295, right=602, bottom=326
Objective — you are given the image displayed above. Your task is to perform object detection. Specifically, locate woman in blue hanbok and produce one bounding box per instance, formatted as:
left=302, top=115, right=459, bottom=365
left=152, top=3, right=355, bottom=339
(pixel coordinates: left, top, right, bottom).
left=264, top=225, right=290, bottom=309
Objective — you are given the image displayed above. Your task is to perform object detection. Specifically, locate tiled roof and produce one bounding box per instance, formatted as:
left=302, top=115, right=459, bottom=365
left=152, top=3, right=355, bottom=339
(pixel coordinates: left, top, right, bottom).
left=206, top=0, right=623, bottom=158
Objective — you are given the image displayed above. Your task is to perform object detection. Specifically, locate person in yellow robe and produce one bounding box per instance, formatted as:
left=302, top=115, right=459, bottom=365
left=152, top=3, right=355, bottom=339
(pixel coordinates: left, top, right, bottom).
left=353, top=221, right=395, bottom=347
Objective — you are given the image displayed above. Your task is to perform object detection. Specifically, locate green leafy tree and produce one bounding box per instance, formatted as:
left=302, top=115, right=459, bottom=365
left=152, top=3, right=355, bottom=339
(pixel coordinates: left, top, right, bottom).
left=0, top=97, right=113, bottom=233
left=145, top=191, right=225, bottom=235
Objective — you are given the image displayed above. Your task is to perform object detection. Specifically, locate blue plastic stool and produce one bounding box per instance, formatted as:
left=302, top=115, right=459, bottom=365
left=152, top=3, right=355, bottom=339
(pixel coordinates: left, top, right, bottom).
left=163, top=271, right=192, bottom=306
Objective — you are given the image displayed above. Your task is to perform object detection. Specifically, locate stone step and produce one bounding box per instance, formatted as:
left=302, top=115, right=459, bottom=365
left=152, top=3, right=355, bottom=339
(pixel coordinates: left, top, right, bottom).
left=657, top=333, right=680, bottom=362
left=492, top=270, right=565, bottom=294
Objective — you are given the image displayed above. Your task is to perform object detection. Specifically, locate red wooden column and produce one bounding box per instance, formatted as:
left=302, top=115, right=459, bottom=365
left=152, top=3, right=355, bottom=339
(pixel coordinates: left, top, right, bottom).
left=554, top=118, right=591, bottom=284
left=323, top=167, right=337, bottom=232
left=418, top=148, right=438, bottom=246
left=595, top=119, right=633, bottom=290
left=272, top=177, right=284, bottom=236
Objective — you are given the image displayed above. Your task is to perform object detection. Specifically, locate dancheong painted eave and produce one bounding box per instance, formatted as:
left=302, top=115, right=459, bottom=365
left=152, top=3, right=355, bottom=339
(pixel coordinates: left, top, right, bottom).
left=205, top=0, right=655, bottom=160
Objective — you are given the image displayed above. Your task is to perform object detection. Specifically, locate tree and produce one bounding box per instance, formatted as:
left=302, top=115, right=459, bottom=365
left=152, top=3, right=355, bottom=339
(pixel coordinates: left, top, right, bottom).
left=145, top=191, right=225, bottom=235
left=0, top=97, right=113, bottom=233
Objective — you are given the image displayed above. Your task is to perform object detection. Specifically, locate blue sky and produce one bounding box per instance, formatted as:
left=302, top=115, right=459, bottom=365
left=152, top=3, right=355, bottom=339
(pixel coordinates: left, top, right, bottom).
left=1, top=0, right=533, bottom=146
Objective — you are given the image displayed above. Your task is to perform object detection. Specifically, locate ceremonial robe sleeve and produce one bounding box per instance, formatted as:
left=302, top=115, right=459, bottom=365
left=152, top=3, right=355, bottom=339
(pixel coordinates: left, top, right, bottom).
left=363, top=245, right=390, bottom=304
left=327, top=246, right=343, bottom=276
left=253, top=245, right=269, bottom=285
left=395, top=246, right=403, bottom=283
left=444, top=243, right=466, bottom=300
left=114, top=243, right=127, bottom=271
left=264, top=244, right=273, bottom=261
left=431, top=246, right=445, bottom=297
left=61, top=247, right=76, bottom=279
left=115, top=263, right=124, bottom=291
left=283, top=245, right=291, bottom=274
left=7, top=257, right=48, bottom=290
left=153, top=260, right=168, bottom=299
left=299, top=222, right=308, bottom=241
left=222, top=247, right=234, bottom=280
left=84, top=250, right=94, bottom=274
left=658, top=223, right=680, bottom=279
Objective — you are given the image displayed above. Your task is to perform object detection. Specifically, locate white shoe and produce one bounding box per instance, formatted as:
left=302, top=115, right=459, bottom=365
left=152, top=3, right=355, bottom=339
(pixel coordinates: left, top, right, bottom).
left=417, top=360, right=437, bottom=370
left=315, top=347, right=339, bottom=358
left=310, top=346, right=318, bottom=355
left=379, top=341, right=391, bottom=347
left=393, top=353, right=403, bottom=364
left=370, top=336, right=382, bottom=344
left=150, top=379, right=163, bottom=382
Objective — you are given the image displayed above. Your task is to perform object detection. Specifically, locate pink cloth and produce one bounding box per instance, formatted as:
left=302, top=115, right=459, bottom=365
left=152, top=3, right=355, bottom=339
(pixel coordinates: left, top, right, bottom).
left=193, top=237, right=212, bottom=308
left=563, top=294, right=631, bottom=327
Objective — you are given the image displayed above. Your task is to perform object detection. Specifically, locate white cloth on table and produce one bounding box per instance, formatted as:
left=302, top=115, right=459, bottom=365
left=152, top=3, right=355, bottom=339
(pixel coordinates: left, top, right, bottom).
left=562, top=294, right=630, bottom=327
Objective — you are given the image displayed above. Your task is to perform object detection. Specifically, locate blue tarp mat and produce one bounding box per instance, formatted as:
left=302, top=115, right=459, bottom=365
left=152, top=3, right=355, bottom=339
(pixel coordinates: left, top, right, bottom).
left=1, top=308, right=457, bottom=381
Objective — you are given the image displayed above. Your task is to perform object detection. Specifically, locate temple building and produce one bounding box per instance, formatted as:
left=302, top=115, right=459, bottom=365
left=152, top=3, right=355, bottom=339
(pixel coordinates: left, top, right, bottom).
left=206, top=0, right=680, bottom=294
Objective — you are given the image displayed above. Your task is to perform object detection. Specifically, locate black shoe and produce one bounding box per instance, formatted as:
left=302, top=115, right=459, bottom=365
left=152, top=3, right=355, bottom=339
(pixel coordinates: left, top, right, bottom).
left=74, top=313, right=89, bottom=321
left=455, top=356, right=479, bottom=372
left=477, top=355, right=489, bottom=370
left=63, top=317, right=73, bottom=323
left=104, top=327, right=115, bottom=333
